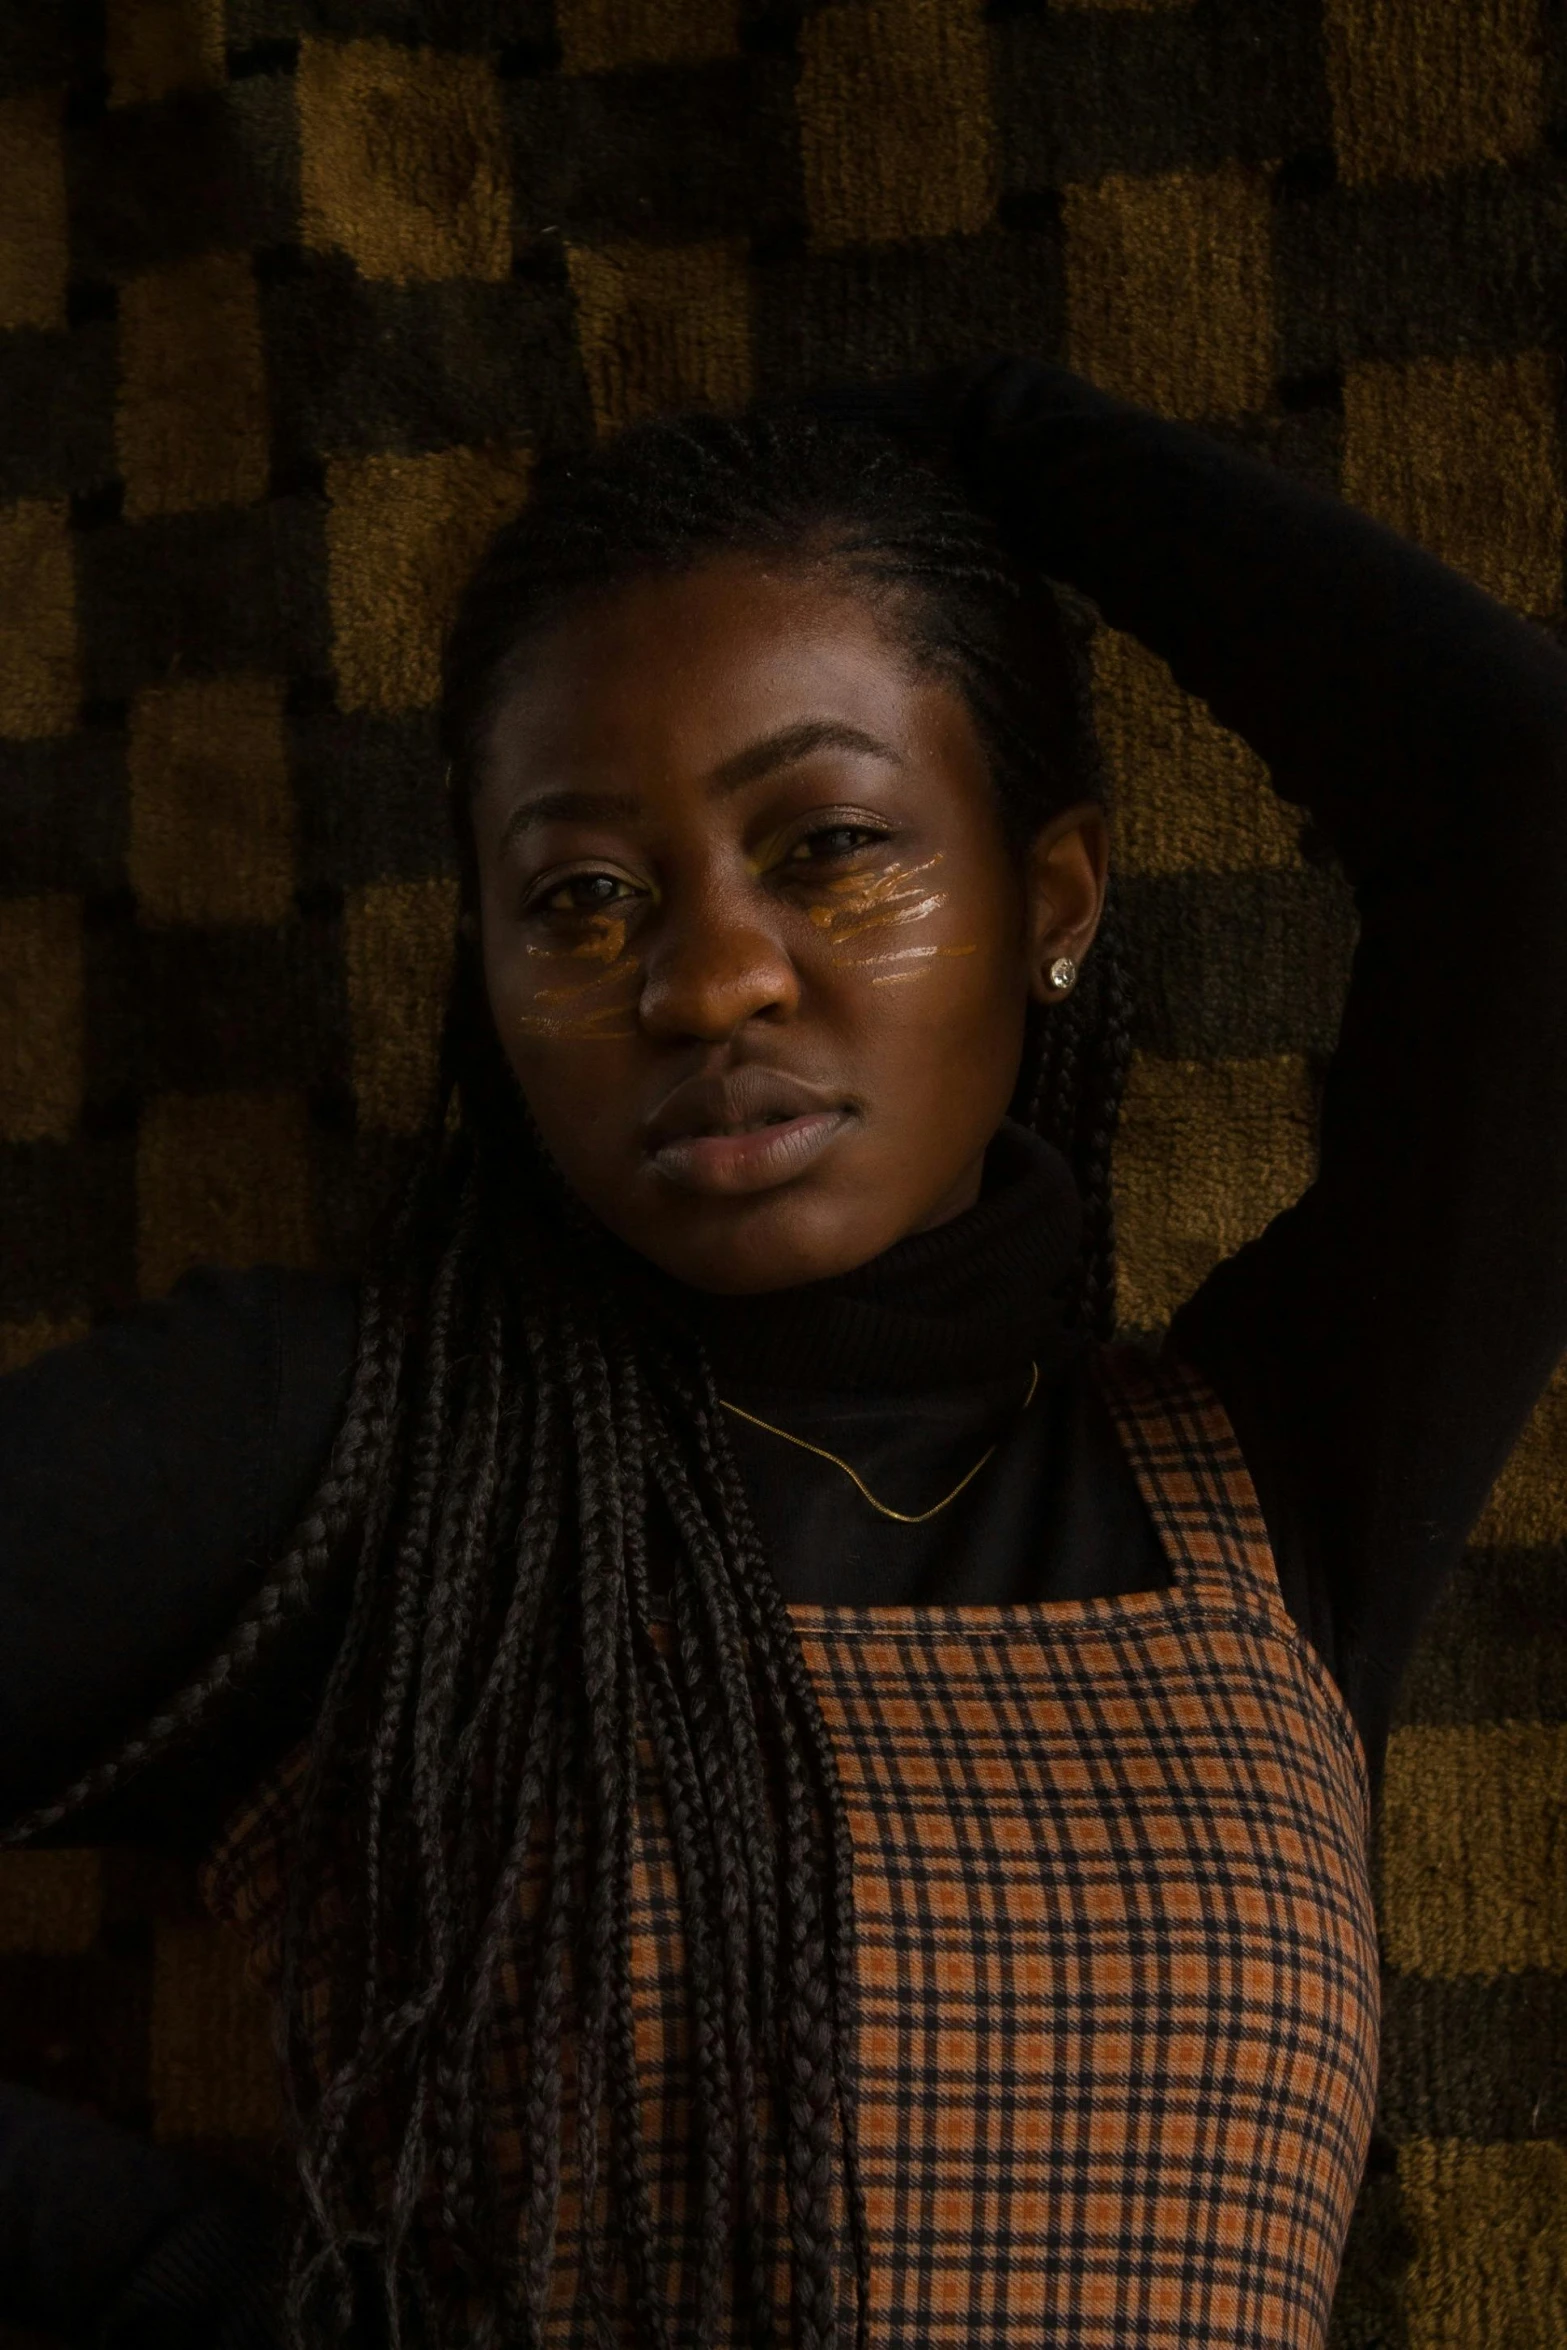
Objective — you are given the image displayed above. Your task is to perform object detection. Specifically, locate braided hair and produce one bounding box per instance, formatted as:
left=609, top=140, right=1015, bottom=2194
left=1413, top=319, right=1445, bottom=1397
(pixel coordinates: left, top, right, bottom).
left=10, top=410, right=1131, bottom=2347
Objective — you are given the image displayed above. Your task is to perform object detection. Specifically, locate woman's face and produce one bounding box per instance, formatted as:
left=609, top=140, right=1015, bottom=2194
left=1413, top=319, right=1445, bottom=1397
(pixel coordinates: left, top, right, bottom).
left=471, top=554, right=1106, bottom=1295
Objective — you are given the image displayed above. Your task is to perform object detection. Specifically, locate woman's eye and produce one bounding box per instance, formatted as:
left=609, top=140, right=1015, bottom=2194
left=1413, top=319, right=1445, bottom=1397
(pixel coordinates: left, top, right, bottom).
left=784, top=824, right=887, bottom=865
left=535, top=872, right=639, bottom=916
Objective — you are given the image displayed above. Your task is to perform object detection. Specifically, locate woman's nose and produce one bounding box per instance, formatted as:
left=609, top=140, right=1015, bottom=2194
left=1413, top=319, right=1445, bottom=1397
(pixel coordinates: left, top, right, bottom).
left=637, top=886, right=800, bottom=1042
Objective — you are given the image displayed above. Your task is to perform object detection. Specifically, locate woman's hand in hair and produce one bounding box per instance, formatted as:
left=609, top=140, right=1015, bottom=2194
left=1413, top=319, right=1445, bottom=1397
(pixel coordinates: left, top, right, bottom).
left=793, top=357, right=1007, bottom=470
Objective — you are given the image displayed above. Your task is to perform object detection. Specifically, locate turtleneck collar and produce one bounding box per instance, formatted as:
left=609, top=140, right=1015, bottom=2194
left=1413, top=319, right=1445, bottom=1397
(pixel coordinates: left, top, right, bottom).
left=634, top=1121, right=1087, bottom=1395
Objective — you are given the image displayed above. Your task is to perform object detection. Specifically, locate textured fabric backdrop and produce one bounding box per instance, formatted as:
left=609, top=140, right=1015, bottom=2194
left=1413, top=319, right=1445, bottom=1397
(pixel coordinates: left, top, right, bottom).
left=1, top=1, right=1565, bottom=2343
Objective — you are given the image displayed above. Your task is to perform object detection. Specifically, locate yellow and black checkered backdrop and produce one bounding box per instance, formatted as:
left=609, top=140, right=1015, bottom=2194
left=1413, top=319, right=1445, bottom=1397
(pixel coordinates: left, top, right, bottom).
left=1, top=0, right=1565, bottom=2341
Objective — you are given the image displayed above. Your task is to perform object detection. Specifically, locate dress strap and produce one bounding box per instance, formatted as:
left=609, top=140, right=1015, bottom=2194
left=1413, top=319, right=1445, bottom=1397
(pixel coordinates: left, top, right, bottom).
left=1092, top=1342, right=1285, bottom=1614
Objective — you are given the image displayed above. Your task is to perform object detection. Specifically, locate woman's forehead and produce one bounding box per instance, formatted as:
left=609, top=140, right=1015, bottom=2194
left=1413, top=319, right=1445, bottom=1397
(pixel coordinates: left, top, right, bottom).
left=479, top=553, right=967, bottom=803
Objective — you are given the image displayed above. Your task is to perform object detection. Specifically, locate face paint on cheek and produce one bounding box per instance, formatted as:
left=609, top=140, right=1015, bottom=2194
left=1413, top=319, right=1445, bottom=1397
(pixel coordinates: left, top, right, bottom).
left=564, top=914, right=629, bottom=966
left=511, top=915, right=643, bottom=1041
left=807, top=854, right=950, bottom=952
left=809, top=855, right=977, bottom=985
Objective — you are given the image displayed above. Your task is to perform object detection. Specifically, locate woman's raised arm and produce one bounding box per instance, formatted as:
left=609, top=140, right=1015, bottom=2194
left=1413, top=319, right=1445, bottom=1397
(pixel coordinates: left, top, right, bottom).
left=949, top=358, right=1567, bottom=1767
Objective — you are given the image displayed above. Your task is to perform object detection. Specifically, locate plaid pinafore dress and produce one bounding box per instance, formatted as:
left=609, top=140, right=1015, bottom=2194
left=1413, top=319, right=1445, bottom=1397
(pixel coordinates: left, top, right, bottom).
left=203, top=1349, right=1380, bottom=2347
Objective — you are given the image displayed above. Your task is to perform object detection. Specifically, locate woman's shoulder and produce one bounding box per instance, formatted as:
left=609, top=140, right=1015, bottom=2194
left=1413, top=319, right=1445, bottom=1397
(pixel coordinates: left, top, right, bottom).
left=110, top=1258, right=357, bottom=1363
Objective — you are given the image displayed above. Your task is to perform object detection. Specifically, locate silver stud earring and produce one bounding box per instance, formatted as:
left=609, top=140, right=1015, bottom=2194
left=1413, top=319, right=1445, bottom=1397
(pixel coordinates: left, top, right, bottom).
left=1047, top=955, right=1077, bottom=993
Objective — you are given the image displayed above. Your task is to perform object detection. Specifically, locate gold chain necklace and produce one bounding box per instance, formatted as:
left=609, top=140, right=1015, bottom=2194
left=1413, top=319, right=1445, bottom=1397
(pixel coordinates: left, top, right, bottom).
left=718, top=1360, right=1040, bottom=1526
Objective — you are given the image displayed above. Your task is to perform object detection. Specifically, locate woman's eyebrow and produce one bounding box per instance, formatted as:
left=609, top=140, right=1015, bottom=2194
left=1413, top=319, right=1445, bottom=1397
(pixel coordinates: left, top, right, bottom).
left=500, top=787, right=642, bottom=847
left=709, top=719, right=903, bottom=793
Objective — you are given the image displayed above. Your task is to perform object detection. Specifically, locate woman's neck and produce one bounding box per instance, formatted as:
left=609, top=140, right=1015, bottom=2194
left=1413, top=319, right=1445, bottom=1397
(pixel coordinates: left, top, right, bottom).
left=642, top=1121, right=1087, bottom=1396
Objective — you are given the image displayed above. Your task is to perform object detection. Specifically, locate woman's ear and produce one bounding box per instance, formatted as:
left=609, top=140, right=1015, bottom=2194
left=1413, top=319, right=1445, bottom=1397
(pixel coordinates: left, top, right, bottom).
left=1023, top=803, right=1110, bottom=1004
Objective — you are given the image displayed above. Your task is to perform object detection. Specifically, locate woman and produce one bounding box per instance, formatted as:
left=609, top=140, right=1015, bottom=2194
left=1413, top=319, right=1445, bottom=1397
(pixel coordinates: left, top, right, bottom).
left=3, top=359, right=1565, bottom=2350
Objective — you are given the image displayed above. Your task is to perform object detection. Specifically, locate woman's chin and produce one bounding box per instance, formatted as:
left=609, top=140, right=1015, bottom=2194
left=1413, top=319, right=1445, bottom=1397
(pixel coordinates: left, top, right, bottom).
left=616, top=1167, right=912, bottom=1298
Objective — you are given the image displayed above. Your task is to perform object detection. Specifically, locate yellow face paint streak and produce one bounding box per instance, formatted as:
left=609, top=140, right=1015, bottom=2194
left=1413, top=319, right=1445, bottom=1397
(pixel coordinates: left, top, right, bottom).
left=524, top=912, right=629, bottom=965
left=836, top=940, right=980, bottom=978
left=808, top=855, right=951, bottom=952
left=568, top=914, right=628, bottom=964
left=827, top=897, right=947, bottom=945
left=512, top=968, right=640, bottom=1038
left=807, top=856, right=979, bottom=988
left=867, top=943, right=979, bottom=987
left=837, top=942, right=943, bottom=969
left=516, top=916, right=640, bottom=1040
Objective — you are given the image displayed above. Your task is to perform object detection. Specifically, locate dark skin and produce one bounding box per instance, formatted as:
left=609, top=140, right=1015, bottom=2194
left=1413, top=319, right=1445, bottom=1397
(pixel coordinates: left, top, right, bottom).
left=471, top=553, right=1108, bottom=1295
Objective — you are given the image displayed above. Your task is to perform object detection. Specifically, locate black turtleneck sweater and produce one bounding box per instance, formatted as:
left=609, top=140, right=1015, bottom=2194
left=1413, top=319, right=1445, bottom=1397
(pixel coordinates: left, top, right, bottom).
left=684, top=1121, right=1166, bottom=1603
left=4, top=362, right=1567, bottom=2346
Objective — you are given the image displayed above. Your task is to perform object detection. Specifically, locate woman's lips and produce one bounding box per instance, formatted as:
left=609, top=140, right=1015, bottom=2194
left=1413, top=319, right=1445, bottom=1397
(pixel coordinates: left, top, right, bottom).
left=647, top=1109, right=853, bottom=1195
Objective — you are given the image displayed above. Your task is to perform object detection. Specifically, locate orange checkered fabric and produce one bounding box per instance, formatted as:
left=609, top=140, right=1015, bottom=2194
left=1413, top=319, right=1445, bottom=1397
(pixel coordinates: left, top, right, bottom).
left=204, top=1347, right=1379, bottom=2346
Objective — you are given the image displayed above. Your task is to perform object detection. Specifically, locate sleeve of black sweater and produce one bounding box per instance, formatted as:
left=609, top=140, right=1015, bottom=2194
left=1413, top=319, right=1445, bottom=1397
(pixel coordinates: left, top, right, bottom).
left=0, top=1264, right=358, bottom=1847
left=0, top=1273, right=350, bottom=2340
left=950, top=358, right=1567, bottom=1766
